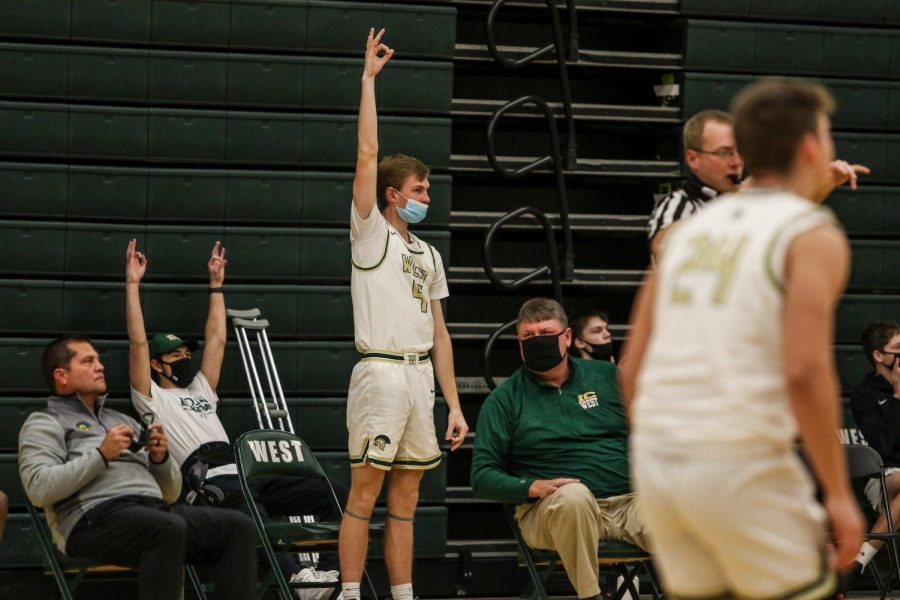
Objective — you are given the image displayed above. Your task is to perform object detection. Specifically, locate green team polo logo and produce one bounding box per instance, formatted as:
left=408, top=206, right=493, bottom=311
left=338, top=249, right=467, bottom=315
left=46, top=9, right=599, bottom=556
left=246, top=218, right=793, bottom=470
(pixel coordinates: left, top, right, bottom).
left=76, top=421, right=92, bottom=431
left=578, top=391, right=599, bottom=409
left=373, top=434, right=392, bottom=451
left=180, top=396, right=213, bottom=417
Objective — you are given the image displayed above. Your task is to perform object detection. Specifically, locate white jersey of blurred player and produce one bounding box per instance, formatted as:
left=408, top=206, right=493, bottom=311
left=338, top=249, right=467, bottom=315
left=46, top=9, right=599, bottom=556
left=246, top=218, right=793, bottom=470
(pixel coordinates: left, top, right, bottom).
left=632, top=191, right=837, bottom=599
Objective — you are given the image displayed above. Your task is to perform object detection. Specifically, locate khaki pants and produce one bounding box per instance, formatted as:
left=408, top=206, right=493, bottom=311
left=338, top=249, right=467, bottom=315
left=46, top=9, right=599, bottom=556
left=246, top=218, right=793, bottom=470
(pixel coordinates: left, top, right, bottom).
left=515, top=483, right=649, bottom=599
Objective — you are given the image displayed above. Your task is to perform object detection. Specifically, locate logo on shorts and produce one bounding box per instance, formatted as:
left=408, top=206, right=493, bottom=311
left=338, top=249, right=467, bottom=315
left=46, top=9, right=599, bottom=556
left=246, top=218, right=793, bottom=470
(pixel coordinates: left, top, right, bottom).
left=577, top=391, right=599, bottom=409
left=373, top=434, right=391, bottom=451
left=76, top=421, right=92, bottom=431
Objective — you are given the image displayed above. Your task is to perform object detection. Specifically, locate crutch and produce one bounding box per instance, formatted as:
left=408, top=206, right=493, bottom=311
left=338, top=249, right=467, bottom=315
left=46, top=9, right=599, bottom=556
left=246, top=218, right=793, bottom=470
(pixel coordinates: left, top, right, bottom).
left=227, top=308, right=294, bottom=433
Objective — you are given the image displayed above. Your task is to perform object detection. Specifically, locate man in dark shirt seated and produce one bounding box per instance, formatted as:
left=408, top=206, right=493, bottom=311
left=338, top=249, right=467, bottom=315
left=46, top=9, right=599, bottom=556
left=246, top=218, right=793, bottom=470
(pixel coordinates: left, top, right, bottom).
left=845, top=320, right=900, bottom=590
left=471, top=298, right=649, bottom=600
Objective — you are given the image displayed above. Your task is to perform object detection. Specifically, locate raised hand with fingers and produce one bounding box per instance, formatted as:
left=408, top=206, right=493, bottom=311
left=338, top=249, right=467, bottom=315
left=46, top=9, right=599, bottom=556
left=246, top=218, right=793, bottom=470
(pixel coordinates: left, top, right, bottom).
left=829, top=160, right=870, bottom=191
left=363, top=27, right=394, bottom=79
left=125, top=238, right=147, bottom=284
left=207, top=241, right=227, bottom=287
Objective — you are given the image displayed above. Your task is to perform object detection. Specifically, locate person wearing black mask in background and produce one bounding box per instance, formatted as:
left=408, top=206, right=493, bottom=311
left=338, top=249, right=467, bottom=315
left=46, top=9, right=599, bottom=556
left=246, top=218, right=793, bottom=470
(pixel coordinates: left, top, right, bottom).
left=569, top=310, right=615, bottom=363
left=470, top=298, right=649, bottom=600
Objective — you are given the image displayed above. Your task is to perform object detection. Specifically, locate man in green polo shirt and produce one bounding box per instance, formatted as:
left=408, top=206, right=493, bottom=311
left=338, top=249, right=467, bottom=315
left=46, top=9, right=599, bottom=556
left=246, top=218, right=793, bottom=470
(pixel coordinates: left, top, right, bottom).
left=471, top=297, right=648, bottom=600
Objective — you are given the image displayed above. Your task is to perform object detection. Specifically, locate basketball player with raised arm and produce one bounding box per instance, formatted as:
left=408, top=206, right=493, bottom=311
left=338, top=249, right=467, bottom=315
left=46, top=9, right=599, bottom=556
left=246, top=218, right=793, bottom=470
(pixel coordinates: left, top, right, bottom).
left=337, top=29, right=469, bottom=600
left=620, top=79, right=865, bottom=599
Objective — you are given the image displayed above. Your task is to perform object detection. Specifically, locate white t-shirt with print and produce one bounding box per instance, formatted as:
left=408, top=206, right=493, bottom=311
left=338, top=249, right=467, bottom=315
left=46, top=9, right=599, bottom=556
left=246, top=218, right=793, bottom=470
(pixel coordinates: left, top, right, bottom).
left=131, top=371, right=236, bottom=475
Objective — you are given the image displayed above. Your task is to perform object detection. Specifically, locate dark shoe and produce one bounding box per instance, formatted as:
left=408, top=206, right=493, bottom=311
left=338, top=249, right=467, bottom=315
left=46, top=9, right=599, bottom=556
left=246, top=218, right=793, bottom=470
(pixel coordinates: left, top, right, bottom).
left=837, top=560, right=864, bottom=597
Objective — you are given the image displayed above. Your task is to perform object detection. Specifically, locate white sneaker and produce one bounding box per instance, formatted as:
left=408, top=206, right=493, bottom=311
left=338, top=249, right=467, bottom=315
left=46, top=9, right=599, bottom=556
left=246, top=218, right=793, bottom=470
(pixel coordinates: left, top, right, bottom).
left=290, top=567, right=340, bottom=600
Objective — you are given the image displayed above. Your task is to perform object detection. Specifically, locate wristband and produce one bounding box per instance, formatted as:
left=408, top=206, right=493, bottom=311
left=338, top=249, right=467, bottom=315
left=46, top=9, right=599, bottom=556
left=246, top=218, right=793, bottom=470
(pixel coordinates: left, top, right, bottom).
left=208, top=286, right=224, bottom=294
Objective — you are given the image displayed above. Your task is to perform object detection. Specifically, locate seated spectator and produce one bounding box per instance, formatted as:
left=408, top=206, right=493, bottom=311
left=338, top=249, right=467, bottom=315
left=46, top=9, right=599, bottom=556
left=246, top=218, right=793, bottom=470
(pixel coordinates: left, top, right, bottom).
left=19, top=336, right=257, bottom=600
left=124, top=239, right=346, bottom=599
left=471, top=298, right=648, bottom=600
left=568, top=309, right=615, bottom=363
left=844, top=320, right=900, bottom=592
left=647, top=110, right=743, bottom=260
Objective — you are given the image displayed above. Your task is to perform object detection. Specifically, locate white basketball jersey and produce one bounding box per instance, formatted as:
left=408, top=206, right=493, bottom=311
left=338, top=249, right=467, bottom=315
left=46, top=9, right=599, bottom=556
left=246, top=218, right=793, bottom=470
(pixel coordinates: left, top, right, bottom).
left=633, top=190, right=838, bottom=451
left=350, top=204, right=449, bottom=354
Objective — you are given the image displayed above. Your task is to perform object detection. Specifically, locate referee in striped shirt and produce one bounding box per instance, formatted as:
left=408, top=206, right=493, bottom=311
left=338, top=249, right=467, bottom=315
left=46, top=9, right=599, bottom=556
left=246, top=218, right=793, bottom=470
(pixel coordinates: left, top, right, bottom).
left=647, top=109, right=743, bottom=260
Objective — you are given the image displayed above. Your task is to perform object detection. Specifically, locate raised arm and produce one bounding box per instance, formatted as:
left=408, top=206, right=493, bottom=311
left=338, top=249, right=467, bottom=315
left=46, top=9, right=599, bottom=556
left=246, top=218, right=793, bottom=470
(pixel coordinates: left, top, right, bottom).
left=783, top=225, right=863, bottom=570
left=125, top=239, right=152, bottom=397
left=200, top=241, right=227, bottom=390
left=352, top=28, right=394, bottom=219
left=618, top=269, right=657, bottom=416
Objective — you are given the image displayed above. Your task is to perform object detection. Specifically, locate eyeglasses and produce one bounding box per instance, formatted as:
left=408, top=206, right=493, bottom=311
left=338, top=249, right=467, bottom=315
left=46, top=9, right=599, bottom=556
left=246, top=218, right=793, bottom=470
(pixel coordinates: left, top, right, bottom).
left=692, top=147, right=738, bottom=159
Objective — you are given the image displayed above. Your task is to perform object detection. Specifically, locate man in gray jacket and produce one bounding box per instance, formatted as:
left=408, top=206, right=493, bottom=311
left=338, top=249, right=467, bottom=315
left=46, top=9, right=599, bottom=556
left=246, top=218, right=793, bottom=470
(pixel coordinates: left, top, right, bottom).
left=19, top=336, right=258, bottom=600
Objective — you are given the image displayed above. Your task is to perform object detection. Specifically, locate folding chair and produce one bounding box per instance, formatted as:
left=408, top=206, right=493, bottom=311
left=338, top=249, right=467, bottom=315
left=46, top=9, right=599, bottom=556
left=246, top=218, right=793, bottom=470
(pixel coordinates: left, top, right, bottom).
left=234, top=429, right=383, bottom=600
left=503, top=504, right=663, bottom=600
left=27, top=503, right=208, bottom=600
left=844, top=443, right=900, bottom=599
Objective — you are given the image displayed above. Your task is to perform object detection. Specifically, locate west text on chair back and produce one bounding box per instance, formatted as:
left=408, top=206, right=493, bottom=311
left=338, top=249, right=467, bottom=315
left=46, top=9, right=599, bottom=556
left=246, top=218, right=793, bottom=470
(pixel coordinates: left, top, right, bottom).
left=236, top=429, right=327, bottom=483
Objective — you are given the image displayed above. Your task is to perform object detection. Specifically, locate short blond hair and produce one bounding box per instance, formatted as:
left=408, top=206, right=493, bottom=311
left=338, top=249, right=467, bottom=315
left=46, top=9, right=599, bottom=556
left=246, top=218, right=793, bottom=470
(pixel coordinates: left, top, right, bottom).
left=376, top=154, right=430, bottom=212
left=517, top=298, right=568, bottom=331
left=683, top=109, right=733, bottom=151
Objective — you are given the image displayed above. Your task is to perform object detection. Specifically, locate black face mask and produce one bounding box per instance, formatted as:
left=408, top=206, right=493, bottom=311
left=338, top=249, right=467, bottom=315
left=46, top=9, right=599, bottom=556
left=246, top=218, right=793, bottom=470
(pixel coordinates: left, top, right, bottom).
left=521, top=332, right=566, bottom=373
left=578, top=339, right=614, bottom=362
left=159, top=357, right=192, bottom=387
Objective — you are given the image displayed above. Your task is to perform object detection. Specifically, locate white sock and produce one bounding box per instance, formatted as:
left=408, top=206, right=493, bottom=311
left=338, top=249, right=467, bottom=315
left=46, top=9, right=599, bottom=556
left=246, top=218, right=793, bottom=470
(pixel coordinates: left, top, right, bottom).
left=856, top=541, right=879, bottom=567
left=390, top=582, right=414, bottom=600
left=341, top=582, right=361, bottom=600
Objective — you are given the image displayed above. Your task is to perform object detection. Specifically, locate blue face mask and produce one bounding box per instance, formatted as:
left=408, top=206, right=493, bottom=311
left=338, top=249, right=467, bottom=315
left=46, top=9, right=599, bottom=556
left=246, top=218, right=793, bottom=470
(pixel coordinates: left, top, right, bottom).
left=392, top=189, right=428, bottom=224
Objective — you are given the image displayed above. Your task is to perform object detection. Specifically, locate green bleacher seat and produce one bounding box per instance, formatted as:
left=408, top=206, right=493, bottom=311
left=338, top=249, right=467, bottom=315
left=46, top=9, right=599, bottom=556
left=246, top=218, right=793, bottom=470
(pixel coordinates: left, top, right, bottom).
left=148, top=108, right=227, bottom=162
left=755, top=23, right=823, bottom=75
left=147, top=169, right=227, bottom=222
left=297, top=342, right=359, bottom=395
left=71, top=0, right=152, bottom=43
left=680, top=0, right=749, bottom=16
left=227, top=54, right=305, bottom=108
left=0, top=101, right=68, bottom=157
left=381, top=5, right=456, bottom=60
left=0, top=221, right=66, bottom=276
left=849, top=241, right=900, bottom=291
left=0, top=280, right=63, bottom=334
left=0, top=454, right=25, bottom=508
left=370, top=506, right=446, bottom=558
left=229, top=0, right=308, bottom=51
left=68, top=46, right=148, bottom=102
left=824, top=27, right=893, bottom=79
left=68, top=105, right=148, bottom=160
left=65, top=223, right=144, bottom=278
left=0, top=398, right=51, bottom=451
left=378, top=61, right=454, bottom=114
left=0, top=162, right=68, bottom=218
left=835, top=133, right=900, bottom=184
left=68, top=166, right=149, bottom=220
left=150, top=0, right=231, bottom=47
left=0, top=43, right=69, bottom=99
left=144, top=225, right=223, bottom=279
left=305, top=1, right=382, bottom=53
left=827, top=186, right=900, bottom=236
left=684, top=20, right=756, bottom=72
left=0, top=338, right=58, bottom=393
left=299, top=229, right=353, bottom=282
left=295, top=286, right=353, bottom=337
left=218, top=340, right=299, bottom=395
left=225, top=112, right=304, bottom=165
left=223, top=227, right=302, bottom=278
left=837, top=295, right=900, bottom=344
left=217, top=398, right=290, bottom=438
left=317, top=451, right=448, bottom=503
left=0, top=514, right=45, bottom=568
left=836, top=344, right=870, bottom=394
left=379, top=117, right=453, bottom=170
left=682, top=73, right=900, bottom=132
left=219, top=284, right=301, bottom=334
left=0, top=0, right=72, bottom=39
left=295, top=397, right=449, bottom=452
left=149, top=50, right=228, bottom=105
left=62, top=281, right=125, bottom=335
left=226, top=170, right=306, bottom=222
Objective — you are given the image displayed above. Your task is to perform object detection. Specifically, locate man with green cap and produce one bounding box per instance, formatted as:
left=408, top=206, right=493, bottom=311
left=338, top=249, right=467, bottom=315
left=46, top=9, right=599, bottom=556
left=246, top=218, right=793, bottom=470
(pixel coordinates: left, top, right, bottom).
left=125, top=239, right=347, bottom=599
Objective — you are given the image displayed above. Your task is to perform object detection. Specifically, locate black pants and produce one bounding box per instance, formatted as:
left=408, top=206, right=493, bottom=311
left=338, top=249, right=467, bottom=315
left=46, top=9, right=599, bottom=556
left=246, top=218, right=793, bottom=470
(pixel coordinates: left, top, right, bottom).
left=209, top=475, right=348, bottom=575
left=67, top=495, right=257, bottom=600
